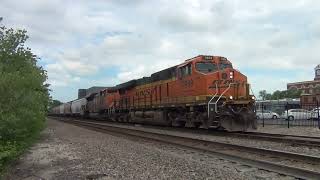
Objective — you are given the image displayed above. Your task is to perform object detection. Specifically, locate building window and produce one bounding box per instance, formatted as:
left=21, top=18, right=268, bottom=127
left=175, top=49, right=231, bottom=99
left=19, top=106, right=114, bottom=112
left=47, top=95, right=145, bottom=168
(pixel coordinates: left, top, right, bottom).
left=289, top=86, right=298, bottom=90
left=313, top=97, right=317, bottom=103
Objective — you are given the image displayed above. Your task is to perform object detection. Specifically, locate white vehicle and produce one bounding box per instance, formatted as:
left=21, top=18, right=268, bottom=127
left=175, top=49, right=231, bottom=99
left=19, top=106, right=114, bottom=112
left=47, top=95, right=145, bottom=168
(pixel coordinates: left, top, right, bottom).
left=282, top=109, right=313, bottom=120
left=311, top=108, right=320, bottom=119
left=256, top=110, right=280, bottom=119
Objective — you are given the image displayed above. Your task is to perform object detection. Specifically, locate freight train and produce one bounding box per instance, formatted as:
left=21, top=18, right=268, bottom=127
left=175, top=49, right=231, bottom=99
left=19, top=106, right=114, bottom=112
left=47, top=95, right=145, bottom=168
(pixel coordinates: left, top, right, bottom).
left=51, top=55, right=257, bottom=131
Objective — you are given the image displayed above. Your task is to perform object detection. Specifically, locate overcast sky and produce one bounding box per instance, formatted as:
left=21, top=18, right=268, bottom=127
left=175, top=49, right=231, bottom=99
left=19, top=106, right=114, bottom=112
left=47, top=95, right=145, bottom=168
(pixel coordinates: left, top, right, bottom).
left=1, top=0, right=319, bottom=102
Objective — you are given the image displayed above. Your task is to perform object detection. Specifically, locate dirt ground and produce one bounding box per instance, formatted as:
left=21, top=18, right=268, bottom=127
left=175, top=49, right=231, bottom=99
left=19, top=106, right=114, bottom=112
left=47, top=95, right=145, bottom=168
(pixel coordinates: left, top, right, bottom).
left=3, top=118, right=319, bottom=180
left=3, top=121, right=80, bottom=180
left=253, top=124, right=320, bottom=137
left=2, top=119, right=247, bottom=180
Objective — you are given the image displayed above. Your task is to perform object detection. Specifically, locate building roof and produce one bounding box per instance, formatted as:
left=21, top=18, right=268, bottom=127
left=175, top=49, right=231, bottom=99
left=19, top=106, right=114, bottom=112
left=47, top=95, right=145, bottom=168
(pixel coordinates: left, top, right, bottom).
left=287, top=80, right=320, bottom=86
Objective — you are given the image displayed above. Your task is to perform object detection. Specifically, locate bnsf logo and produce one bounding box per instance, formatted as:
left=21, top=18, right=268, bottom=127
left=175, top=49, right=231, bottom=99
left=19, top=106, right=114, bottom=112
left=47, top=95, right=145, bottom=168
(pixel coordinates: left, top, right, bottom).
left=136, top=87, right=157, bottom=97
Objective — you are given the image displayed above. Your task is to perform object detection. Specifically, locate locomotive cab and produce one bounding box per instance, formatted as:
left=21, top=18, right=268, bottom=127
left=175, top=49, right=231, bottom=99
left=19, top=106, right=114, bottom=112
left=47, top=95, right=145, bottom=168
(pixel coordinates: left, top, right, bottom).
left=178, top=55, right=256, bottom=131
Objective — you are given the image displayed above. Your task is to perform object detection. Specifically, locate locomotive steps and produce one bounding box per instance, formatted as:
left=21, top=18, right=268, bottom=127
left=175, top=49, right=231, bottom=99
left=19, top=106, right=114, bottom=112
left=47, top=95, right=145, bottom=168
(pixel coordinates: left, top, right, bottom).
left=57, top=118, right=320, bottom=179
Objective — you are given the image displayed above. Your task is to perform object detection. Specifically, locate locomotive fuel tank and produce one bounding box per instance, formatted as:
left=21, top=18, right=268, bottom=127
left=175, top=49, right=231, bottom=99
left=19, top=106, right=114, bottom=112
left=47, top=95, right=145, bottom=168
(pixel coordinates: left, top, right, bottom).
left=132, top=111, right=169, bottom=126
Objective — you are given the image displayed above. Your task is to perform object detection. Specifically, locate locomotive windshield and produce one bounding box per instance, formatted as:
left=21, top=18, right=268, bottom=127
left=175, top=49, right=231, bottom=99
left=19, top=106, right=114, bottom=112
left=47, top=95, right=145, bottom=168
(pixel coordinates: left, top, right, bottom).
left=219, top=63, right=233, bottom=69
left=196, top=62, right=218, bottom=73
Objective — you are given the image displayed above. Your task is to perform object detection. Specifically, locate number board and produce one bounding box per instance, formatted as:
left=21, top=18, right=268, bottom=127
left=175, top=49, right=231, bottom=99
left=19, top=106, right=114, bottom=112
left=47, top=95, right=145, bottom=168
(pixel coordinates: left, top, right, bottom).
left=203, top=56, right=213, bottom=61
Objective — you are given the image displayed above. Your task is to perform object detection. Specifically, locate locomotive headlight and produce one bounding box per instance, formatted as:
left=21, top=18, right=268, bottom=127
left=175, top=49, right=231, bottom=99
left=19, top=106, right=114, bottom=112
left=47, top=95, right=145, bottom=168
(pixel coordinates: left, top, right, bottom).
left=229, top=71, right=234, bottom=79
left=229, top=96, right=233, bottom=100
left=252, top=96, right=255, bottom=100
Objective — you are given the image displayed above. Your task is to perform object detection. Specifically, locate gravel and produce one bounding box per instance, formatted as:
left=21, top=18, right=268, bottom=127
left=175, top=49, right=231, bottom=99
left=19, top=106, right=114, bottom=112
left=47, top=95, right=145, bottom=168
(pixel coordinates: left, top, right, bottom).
left=2, top=118, right=289, bottom=180
left=86, top=121, right=320, bottom=158
left=252, top=124, right=320, bottom=137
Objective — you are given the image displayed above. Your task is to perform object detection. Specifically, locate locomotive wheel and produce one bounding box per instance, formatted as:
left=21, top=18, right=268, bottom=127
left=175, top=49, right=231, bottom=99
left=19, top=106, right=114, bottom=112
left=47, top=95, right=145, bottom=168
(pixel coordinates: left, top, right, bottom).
left=198, top=113, right=210, bottom=129
left=126, top=114, right=132, bottom=122
left=184, top=120, right=196, bottom=128
left=168, top=112, right=184, bottom=127
left=194, top=122, right=201, bottom=128
left=201, top=118, right=209, bottom=129
left=172, top=120, right=185, bottom=127
left=110, top=115, right=117, bottom=122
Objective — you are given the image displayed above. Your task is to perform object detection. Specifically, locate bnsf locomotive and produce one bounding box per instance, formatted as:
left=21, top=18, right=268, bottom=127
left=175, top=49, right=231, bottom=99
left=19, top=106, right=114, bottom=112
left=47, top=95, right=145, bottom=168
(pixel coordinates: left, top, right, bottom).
left=52, top=55, right=257, bottom=131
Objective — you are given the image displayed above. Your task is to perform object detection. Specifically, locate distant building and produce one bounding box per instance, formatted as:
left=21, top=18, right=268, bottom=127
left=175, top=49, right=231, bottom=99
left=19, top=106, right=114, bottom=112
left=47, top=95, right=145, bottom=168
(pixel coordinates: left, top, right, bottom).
left=287, top=65, right=320, bottom=94
left=78, top=86, right=108, bottom=99
left=287, top=65, right=320, bottom=108
left=300, top=94, right=320, bottom=109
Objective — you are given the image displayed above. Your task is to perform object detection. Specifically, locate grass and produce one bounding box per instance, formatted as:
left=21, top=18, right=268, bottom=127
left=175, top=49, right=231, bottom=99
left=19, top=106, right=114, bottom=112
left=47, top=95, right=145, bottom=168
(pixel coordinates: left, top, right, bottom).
left=0, top=122, right=45, bottom=177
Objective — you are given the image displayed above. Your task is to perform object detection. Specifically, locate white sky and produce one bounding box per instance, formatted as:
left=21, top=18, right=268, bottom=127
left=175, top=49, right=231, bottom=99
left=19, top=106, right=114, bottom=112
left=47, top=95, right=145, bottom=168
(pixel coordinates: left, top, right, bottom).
left=1, top=0, right=319, bottom=102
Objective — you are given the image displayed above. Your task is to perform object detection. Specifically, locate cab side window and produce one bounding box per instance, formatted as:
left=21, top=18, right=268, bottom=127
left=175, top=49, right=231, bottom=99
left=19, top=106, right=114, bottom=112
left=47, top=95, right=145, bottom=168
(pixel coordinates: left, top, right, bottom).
left=179, top=64, right=192, bottom=78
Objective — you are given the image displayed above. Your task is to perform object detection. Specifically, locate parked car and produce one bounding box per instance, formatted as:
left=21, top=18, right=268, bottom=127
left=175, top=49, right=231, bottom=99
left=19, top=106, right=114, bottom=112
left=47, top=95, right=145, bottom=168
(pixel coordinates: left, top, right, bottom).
left=282, top=109, right=312, bottom=120
left=256, top=110, right=280, bottom=119
left=311, top=108, right=320, bottom=119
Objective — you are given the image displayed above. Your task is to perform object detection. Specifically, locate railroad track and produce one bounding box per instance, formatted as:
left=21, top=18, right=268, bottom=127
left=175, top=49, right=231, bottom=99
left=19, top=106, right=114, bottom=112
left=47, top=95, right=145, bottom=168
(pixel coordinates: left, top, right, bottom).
left=216, top=131, right=320, bottom=148
left=52, top=116, right=320, bottom=148
left=58, top=118, right=320, bottom=179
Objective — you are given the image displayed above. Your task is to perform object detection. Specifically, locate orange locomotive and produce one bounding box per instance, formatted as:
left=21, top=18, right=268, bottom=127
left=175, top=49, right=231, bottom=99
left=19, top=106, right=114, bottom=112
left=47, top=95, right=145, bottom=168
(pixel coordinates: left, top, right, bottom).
left=101, top=55, right=256, bottom=131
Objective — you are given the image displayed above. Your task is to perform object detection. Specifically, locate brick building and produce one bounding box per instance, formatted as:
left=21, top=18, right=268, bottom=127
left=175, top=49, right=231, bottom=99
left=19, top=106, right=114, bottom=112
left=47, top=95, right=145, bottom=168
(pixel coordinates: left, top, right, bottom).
left=287, top=65, right=320, bottom=107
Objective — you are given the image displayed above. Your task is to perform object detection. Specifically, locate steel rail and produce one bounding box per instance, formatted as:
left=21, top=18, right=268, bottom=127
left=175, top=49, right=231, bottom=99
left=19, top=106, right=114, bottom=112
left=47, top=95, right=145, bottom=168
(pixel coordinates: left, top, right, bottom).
left=51, top=116, right=320, bottom=148
left=241, top=131, right=320, bottom=140
left=59, top=119, right=320, bottom=179
left=224, top=132, right=320, bottom=147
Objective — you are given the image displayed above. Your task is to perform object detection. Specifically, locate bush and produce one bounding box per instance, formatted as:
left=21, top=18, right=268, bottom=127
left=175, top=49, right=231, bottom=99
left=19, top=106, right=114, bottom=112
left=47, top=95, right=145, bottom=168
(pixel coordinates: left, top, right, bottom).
left=0, top=24, right=49, bottom=173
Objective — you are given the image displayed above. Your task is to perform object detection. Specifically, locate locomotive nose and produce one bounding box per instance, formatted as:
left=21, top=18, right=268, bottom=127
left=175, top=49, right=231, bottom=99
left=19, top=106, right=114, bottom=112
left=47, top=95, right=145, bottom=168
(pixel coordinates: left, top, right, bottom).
left=221, top=69, right=235, bottom=80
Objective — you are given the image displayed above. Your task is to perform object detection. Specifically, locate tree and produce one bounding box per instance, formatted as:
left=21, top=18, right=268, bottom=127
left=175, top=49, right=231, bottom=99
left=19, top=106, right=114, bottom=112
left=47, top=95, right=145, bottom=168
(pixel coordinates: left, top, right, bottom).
left=48, top=99, right=62, bottom=111
left=258, top=89, right=302, bottom=100
left=286, top=88, right=302, bottom=98
left=272, top=90, right=282, bottom=100
left=259, top=90, right=267, bottom=100
left=0, top=21, right=49, bottom=171
left=265, top=93, right=272, bottom=100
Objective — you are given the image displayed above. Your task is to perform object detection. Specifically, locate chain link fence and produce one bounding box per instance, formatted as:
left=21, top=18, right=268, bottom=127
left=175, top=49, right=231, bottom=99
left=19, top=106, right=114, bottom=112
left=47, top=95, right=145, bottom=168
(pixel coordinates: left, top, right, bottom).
left=256, top=101, right=320, bottom=128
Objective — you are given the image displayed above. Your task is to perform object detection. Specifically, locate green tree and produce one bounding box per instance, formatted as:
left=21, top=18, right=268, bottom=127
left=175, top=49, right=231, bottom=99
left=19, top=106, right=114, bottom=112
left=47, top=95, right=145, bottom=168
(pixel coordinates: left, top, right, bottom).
left=258, top=89, right=302, bottom=100
left=259, top=90, right=267, bottom=100
left=265, top=93, right=272, bottom=100
left=48, top=99, right=62, bottom=111
left=0, top=22, right=49, bottom=172
left=272, top=90, right=282, bottom=100
left=286, top=88, right=302, bottom=98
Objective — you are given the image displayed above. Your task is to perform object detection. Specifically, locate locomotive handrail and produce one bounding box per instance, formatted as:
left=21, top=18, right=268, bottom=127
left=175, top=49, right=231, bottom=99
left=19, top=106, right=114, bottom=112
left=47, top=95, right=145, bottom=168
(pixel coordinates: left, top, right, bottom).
left=207, top=83, right=237, bottom=117
left=214, top=83, right=236, bottom=113
left=207, top=83, right=218, bottom=118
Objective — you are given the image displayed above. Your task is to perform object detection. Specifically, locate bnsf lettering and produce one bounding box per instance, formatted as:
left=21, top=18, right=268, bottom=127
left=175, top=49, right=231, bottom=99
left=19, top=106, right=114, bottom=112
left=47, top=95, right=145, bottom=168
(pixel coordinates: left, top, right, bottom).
left=209, top=80, right=245, bottom=89
left=135, top=87, right=157, bottom=97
